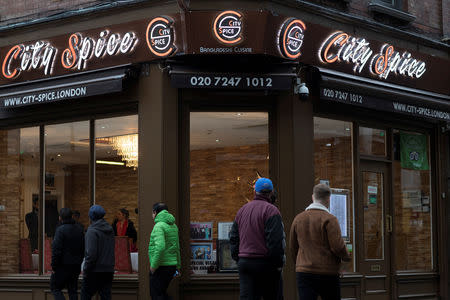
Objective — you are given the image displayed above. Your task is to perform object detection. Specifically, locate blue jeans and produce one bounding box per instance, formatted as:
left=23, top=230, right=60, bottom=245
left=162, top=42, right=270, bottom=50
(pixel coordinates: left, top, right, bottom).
left=81, top=272, right=113, bottom=300
left=296, top=272, right=341, bottom=300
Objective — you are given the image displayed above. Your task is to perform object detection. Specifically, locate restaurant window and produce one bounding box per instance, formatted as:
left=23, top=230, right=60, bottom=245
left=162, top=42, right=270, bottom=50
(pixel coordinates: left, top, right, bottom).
left=393, top=130, right=433, bottom=270
left=368, top=0, right=415, bottom=24
left=377, top=0, right=403, bottom=10
left=0, top=127, right=39, bottom=274
left=313, top=117, right=354, bottom=272
left=359, top=127, right=386, bottom=157
left=45, top=121, right=90, bottom=274
left=189, top=112, right=269, bottom=275
left=96, top=115, right=138, bottom=273
left=0, top=114, right=138, bottom=276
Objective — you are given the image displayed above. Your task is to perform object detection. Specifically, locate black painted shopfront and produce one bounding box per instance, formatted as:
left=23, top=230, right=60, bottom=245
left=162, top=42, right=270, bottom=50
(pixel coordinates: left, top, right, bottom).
left=0, top=2, right=448, bottom=300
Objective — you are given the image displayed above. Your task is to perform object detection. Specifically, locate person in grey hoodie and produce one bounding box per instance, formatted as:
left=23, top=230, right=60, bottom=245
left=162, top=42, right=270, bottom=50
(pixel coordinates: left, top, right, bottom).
left=81, top=205, right=115, bottom=300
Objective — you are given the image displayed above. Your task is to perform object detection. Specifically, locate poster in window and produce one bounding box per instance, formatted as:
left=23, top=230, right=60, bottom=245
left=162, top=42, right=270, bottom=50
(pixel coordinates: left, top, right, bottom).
left=191, top=242, right=213, bottom=260
left=400, top=132, right=429, bottom=170
left=190, top=242, right=216, bottom=275
left=217, top=240, right=238, bottom=272
left=190, top=222, right=213, bottom=240
left=218, top=222, right=234, bottom=240
left=329, top=189, right=349, bottom=239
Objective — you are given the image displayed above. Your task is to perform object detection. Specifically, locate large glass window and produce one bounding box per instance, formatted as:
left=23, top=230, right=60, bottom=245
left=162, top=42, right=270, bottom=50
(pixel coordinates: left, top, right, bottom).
left=45, top=121, right=89, bottom=274
left=314, top=117, right=354, bottom=272
left=96, top=115, right=139, bottom=273
left=359, top=127, right=386, bottom=157
left=393, top=130, right=433, bottom=271
left=0, top=127, right=39, bottom=274
left=189, top=112, right=269, bottom=275
left=0, top=114, right=138, bottom=276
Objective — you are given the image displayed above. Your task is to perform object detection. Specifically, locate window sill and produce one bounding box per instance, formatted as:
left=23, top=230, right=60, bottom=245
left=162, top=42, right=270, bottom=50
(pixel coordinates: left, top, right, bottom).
left=368, top=2, right=416, bottom=24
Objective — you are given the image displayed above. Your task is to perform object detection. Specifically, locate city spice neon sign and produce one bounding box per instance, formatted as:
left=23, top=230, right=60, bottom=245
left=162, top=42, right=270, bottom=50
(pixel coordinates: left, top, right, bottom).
left=319, top=31, right=427, bottom=79
left=2, top=29, right=139, bottom=79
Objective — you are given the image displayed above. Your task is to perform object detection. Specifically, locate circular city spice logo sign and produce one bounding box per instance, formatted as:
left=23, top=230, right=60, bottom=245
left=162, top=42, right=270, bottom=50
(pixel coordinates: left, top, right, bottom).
left=146, top=16, right=176, bottom=57
left=213, top=10, right=243, bottom=45
left=279, top=18, right=306, bottom=59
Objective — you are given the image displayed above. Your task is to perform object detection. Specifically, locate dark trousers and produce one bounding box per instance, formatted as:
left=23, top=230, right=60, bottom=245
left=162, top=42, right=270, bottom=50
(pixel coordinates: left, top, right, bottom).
left=149, top=266, right=176, bottom=300
left=81, top=272, right=114, bottom=300
left=296, top=272, right=341, bottom=300
left=50, top=265, right=81, bottom=300
left=238, top=258, right=282, bottom=300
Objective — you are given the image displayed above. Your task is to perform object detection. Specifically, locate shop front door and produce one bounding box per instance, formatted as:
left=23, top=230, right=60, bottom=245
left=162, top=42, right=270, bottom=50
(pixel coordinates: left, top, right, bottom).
left=359, top=161, right=391, bottom=300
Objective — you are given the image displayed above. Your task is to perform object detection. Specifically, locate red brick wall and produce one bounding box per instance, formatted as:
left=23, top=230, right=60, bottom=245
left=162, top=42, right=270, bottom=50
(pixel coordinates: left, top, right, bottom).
left=443, top=0, right=450, bottom=39
left=0, top=0, right=445, bottom=41
left=66, top=164, right=139, bottom=232
left=0, top=130, right=21, bottom=274
left=349, top=0, right=443, bottom=39
left=190, top=144, right=269, bottom=240
left=0, top=0, right=102, bottom=26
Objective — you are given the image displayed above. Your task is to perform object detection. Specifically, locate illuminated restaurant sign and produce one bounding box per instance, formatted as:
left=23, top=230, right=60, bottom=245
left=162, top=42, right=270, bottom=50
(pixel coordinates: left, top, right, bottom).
left=318, top=31, right=427, bottom=79
left=146, top=16, right=176, bottom=57
left=61, top=31, right=138, bottom=71
left=213, top=10, right=243, bottom=45
left=0, top=10, right=448, bottom=96
left=278, top=18, right=306, bottom=60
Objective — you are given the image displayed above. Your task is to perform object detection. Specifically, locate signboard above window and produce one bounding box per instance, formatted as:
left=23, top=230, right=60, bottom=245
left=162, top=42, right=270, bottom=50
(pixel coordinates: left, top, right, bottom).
left=0, top=10, right=448, bottom=96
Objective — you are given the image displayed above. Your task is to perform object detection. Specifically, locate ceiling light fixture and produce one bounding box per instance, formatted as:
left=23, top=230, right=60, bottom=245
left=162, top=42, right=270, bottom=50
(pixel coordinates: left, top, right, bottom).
left=96, top=134, right=138, bottom=169
left=96, top=160, right=125, bottom=166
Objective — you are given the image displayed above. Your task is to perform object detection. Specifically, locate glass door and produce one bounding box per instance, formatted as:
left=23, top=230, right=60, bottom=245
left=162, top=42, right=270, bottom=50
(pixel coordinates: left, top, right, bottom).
left=360, top=161, right=391, bottom=300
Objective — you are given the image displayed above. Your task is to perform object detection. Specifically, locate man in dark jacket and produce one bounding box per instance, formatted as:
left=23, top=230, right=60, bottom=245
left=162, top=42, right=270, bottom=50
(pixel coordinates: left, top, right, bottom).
left=81, top=205, right=115, bottom=300
left=230, top=178, right=285, bottom=300
left=50, top=207, right=85, bottom=300
left=25, top=197, right=39, bottom=252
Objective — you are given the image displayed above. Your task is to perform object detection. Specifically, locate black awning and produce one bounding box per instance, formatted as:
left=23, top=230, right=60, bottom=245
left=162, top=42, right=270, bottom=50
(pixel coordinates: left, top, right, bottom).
left=0, top=65, right=131, bottom=109
left=319, top=68, right=450, bottom=123
left=169, top=62, right=297, bottom=90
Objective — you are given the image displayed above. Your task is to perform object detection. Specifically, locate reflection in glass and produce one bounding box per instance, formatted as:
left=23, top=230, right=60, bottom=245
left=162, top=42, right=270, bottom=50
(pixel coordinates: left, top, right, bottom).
left=393, top=130, right=432, bottom=270
left=0, top=127, right=39, bottom=274
left=363, top=171, right=384, bottom=260
left=313, top=117, right=354, bottom=272
left=96, top=115, right=139, bottom=273
left=190, top=112, right=269, bottom=275
left=45, top=121, right=89, bottom=273
left=359, top=127, right=386, bottom=156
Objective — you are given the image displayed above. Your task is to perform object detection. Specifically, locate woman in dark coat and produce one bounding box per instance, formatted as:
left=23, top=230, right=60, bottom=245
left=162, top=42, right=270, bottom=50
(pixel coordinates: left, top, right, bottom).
left=112, top=208, right=138, bottom=251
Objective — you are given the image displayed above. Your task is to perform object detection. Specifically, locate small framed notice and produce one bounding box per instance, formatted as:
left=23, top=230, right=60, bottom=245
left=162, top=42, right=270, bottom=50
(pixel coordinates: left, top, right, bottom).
left=330, top=189, right=350, bottom=240
left=218, top=222, right=234, bottom=240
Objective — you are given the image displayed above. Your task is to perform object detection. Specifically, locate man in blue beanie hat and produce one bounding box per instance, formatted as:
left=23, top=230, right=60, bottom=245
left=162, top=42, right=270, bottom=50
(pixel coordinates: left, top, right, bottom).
left=81, top=205, right=115, bottom=300
left=230, top=177, right=285, bottom=299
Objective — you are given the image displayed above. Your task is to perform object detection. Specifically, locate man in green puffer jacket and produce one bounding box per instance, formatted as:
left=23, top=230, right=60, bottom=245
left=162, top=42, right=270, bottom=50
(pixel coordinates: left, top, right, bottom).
left=148, top=202, right=181, bottom=300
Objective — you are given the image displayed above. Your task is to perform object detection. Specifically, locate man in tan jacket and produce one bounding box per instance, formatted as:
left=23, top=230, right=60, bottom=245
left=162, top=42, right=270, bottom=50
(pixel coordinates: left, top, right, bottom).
left=289, top=183, right=350, bottom=300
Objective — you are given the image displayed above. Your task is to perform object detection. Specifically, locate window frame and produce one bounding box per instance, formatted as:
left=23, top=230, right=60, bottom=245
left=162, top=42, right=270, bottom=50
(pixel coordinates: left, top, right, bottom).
left=180, top=91, right=276, bottom=281
left=0, top=112, right=138, bottom=277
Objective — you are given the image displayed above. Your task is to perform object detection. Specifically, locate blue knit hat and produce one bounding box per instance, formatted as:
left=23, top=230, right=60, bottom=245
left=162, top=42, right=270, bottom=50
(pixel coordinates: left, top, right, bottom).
left=254, top=178, right=273, bottom=193
left=88, top=205, right=106, bottom=221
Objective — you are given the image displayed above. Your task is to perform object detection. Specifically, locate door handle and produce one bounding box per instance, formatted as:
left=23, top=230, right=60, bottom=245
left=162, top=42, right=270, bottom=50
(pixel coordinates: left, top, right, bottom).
left=386, top=214, right=393, bottom=233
